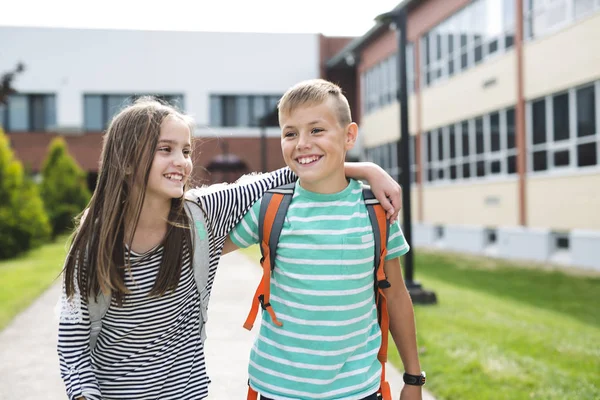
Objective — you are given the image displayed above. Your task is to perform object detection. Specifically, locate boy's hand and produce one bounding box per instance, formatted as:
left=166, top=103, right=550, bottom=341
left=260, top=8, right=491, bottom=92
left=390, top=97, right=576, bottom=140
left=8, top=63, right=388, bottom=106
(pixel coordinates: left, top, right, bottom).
left=400, top=384, right=422, bottom=400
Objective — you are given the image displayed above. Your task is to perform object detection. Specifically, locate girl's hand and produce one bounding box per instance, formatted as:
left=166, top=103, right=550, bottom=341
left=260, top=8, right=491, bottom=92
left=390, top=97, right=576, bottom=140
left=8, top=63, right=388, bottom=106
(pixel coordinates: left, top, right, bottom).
left=343, top=162, right=403, bottom=221
left=362, top=163, right=402, bottom=222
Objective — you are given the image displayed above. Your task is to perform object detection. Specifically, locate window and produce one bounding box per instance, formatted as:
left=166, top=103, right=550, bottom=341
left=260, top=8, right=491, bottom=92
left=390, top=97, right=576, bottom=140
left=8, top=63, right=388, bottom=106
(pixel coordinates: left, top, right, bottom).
left=0, top=94, right=56, bottom=132
left=576, top=84, right=598, bottom=167
left=84, top=94, right=184, bottom=131
left=488, top=112, right=503, bottom=174
left=448, top=124, right=459, bottom=180
left=361, top=44, right=415, bottom=116
left=506, top=107, right=518, bottom=174
left=525, top=0, right=600, bottom=39
left=574, top=0, right=596, bottom=17
left=421, top=0, right=517, bottom=88
left=425, top=131, right=434, bottom=182
left=410, top=135, right=419, bottom=183
left=486, top=228, right=498, bottom=244
left=365, top=139, right=418, bottom=185
left=423, top=106, right=520, bottom=184
left=209, top=94, right=280, bottom=128
left=527, top=81, right=599, bottom=172
left=461, top=120, right=473, bottom=179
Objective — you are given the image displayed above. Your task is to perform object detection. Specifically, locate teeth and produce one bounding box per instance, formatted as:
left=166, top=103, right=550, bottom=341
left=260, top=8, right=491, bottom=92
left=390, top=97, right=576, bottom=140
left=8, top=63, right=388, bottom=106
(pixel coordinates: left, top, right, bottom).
left=298, top=156, right=320, bottom=165
left=164, top=174, right=183, bottom=181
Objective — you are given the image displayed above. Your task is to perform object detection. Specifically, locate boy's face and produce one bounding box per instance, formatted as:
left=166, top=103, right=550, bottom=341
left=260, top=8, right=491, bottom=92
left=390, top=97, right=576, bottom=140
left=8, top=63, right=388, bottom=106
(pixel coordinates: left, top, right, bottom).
left=280, top=98, right=357, bottom=194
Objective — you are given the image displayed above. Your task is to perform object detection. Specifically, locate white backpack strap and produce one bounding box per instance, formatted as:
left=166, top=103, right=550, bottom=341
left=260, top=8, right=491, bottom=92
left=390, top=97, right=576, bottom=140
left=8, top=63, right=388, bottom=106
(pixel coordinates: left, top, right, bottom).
left=184, top=200, right=211, bottom=342
left=88, top=291, right=111, bottom=351
left=67, top=240, right=110, bottom=352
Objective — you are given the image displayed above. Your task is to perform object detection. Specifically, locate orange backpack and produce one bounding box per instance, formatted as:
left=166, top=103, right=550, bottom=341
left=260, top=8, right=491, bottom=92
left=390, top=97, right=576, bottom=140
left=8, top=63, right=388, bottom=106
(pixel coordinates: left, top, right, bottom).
left=244, top=183, right=393, bottom=400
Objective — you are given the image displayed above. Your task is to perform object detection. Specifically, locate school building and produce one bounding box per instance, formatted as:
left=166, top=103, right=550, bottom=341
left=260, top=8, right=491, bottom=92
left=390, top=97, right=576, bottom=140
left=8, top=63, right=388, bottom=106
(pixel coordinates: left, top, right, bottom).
left=0, top=26, right=352, bottom=186
left=326, top=0, right=600, bottom=270
left=2, top=0, right=600, bottom=271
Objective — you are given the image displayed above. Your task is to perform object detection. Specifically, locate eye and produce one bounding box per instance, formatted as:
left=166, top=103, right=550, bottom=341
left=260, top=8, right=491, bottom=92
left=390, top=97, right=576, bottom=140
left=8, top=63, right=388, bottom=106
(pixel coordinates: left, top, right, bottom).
left=158, top=146, right=171, bottom=153
left=284, top=131, right=297, bottom=138
left=311, top=128, right=324, bottom=134
left=183, top=148, right=192, bottom=157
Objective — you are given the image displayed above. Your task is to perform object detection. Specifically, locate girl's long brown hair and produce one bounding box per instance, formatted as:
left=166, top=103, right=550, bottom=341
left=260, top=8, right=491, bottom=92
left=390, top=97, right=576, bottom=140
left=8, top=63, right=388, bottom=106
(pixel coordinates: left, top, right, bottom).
left=64, top=97, right=199, bottom=305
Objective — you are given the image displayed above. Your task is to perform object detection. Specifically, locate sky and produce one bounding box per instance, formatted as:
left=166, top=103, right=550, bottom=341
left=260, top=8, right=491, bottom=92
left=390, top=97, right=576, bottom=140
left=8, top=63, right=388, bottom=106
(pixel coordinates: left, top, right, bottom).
left=1, top=0, right=402, bottom=37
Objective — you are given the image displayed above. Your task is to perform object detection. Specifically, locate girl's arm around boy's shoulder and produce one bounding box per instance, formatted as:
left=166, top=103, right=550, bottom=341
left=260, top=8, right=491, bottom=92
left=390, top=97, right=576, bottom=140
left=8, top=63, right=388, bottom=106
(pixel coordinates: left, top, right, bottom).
left=184, top=161, right=404, bottom=241
left=185, top=167, right=296, bottom=240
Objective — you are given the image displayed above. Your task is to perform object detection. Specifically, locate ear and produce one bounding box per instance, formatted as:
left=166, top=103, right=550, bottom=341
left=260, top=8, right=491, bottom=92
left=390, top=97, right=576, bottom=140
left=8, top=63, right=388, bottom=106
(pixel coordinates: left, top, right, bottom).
left=344, top=122, right=358, bottom=151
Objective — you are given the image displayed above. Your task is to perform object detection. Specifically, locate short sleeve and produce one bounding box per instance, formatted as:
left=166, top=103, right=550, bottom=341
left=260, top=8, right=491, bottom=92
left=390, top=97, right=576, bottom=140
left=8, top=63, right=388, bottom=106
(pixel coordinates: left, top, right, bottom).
left=229, top=198, right=262, bottom=249
left=385, top=220, right=410, bottom=260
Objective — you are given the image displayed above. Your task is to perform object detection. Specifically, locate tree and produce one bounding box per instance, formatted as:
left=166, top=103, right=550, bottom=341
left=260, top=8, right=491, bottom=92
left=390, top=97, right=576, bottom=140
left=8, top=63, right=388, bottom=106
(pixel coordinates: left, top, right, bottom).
left=0, top=63, right=25, bottom=106
left=0, top=127, right=51, bottom=259
left=40, top=137, right=91, bottom=236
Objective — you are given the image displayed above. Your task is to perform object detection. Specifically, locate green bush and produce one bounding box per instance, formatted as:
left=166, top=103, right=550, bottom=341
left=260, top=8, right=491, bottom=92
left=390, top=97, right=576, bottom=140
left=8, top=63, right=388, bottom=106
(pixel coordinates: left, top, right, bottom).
left=0, top=128, right=51, bottom=259
left=40, top=137, right=91, bottom=236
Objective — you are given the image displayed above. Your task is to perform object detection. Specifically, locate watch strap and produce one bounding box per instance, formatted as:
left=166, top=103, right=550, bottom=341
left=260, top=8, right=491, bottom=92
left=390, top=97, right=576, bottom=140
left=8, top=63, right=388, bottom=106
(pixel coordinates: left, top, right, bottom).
left=403, top=371, right=426, bottom=386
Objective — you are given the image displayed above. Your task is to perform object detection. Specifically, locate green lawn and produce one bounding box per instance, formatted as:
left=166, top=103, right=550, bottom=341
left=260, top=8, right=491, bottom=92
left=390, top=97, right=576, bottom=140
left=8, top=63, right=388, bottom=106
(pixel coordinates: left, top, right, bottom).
left=0, top=236, right=69, bottom=330
left=401, top=251, right=600, bottom=400
left=240, top=246, right=600, bottom=400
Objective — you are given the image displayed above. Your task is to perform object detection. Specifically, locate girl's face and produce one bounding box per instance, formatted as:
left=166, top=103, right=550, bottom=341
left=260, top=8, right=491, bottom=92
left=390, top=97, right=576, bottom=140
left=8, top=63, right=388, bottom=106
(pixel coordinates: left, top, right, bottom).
left=145, top=115, right=193, bottom=203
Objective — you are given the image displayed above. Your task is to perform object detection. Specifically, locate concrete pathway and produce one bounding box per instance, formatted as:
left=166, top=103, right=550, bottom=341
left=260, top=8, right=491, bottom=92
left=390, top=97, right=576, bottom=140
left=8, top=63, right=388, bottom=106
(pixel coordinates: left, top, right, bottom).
left=0, top=252, right=435, bottom=399
left=0, top=280, right=64, bottom=399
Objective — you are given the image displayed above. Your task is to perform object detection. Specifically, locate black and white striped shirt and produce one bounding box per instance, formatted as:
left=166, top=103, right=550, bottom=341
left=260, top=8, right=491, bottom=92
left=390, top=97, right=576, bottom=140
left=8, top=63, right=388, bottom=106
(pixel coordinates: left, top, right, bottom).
left=57, top=168, right=296, bottom=400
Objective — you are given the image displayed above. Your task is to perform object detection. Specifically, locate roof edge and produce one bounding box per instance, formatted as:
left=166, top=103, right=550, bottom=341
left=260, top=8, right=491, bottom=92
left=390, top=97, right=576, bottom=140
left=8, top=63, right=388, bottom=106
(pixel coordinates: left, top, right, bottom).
left=325, top=0, right=418, bottom=69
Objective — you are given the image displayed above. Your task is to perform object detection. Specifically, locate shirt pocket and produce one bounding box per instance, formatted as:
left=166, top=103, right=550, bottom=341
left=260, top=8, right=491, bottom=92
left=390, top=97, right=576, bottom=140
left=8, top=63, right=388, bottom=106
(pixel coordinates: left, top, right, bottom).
left=336, top=235, right=376, bottom=276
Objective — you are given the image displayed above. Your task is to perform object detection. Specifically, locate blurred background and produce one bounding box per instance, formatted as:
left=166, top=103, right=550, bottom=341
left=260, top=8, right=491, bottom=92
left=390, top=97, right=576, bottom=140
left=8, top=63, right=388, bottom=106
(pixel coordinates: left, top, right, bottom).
left=1, top=0, right=599, bottom=399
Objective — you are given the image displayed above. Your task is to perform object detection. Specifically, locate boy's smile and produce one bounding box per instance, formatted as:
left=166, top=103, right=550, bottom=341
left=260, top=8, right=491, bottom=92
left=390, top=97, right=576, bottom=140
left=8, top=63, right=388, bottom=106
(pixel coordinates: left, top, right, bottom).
left=295, top=154, right=322, bottom=166
left=280, top=98, right=357, bottom=194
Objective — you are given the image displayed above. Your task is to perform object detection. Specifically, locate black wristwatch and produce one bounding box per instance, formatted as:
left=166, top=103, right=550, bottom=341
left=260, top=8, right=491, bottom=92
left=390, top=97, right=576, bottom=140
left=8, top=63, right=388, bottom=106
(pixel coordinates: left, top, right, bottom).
left=403, top=371, right=426, bottom=386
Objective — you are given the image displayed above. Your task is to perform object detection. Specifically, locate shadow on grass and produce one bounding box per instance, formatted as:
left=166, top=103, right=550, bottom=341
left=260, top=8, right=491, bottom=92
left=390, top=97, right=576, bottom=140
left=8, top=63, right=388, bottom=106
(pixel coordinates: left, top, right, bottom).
left=412, top=251, right=600, bottom=328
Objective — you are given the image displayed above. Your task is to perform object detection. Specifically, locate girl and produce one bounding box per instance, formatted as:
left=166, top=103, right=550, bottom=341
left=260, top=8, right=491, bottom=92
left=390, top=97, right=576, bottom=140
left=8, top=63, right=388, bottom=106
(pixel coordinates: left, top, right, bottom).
left=57, top=97, right=401, bottom=400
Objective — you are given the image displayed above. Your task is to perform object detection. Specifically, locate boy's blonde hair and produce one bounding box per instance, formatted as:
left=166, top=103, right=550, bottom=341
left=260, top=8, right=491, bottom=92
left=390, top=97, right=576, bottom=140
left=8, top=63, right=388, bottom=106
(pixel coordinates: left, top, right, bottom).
left=278, top=79, right=352, bottom=127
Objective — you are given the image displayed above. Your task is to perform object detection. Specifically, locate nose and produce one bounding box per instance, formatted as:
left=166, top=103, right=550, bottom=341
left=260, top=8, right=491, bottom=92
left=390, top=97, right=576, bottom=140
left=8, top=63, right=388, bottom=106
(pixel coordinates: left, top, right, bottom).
left=172, top=150, right=186, bottom=167
left=296, top=132, right=311, bottom=150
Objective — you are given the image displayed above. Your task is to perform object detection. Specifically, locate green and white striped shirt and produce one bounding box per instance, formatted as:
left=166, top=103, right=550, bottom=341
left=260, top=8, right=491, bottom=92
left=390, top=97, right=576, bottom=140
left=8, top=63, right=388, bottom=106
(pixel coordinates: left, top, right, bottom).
left=230, top=179, right=410, bottom=400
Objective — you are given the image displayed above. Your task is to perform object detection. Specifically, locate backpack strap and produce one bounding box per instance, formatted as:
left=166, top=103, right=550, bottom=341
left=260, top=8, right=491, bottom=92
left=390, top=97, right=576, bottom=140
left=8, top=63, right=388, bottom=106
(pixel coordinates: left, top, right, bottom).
left=243, top=182, right=295, bottom=331
left=185, top=200, right=211, bottom=342
left=88, top=289, right=111, bottom=351
left=363, top=186, right=393, bottom=400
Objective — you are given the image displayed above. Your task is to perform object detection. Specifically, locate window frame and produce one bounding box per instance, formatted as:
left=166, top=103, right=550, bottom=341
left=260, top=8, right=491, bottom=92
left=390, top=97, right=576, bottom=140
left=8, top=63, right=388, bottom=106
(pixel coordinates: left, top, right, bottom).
left=526, top=80, right=600, bottom=175
left=1, top=93, right=56, bottom=132
left=421, top=0, right=517, bottom=89
left=524, top=0, right=600, bottom=40
left=422, top=106, right=520, bottom=186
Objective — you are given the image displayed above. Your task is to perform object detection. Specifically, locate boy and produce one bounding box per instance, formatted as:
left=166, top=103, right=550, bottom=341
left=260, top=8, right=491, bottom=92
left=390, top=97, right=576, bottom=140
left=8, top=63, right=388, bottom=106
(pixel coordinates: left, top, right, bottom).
left=226, top=79, right=424, bottom=400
